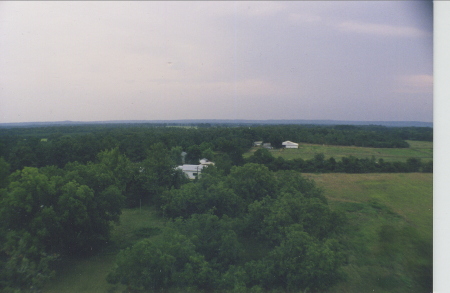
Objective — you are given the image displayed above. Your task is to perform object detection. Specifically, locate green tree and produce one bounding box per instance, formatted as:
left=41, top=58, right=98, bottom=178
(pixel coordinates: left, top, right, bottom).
left=213, top=153, right=233, bottom=175
left=247, top=148, right=274, bottom=165
left=137, top=143, right=180, bottom=205
left=186, top=145, right=202, bottom=164
left=107, top=228, right=214, bottom=291
left=162, top=174, right=244, bottom=219
left=96, top=147, right=134, bottom=192
left=406, top=157, right=422, bottom=172
left=225, top=164, right=277, bottom=205
left=170, top=146, right=184, bottom=165
left=0, top=167, right=59, bottom=291
left=201, top=148, right=215, bottom=161
left=268, top=226, right=346, bottom=292
left=0, top=230, right=57, bottom=292
left=0, top=166, right=126, bottom=291
left=0, top=157, right=10, bottom=189
left=245, top=225, right=345, bottom=292
left=8, top=144, right=38, bottom=171
left=172, top=213, right=244, bottom=268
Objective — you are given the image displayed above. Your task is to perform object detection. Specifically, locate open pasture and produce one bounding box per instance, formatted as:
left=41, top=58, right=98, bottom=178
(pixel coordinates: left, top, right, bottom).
left=245, top=140, right=433, bottom=162
left=304, top=172, right=432, bottom=293
left=304, top=172, right=432, bottom=239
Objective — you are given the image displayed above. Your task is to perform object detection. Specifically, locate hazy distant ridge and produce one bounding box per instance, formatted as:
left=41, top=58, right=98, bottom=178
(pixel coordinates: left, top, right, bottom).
left=0, top=120, right=433, bottom=128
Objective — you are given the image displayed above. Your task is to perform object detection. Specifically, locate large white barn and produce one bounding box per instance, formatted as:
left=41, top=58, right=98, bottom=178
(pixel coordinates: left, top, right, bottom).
left=282, top=141, right=299, bottom=149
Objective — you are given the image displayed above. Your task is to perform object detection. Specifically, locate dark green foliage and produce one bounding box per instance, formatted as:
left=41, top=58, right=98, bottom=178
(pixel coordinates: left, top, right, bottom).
left=112, top=164, right=348, bottom=292
left=244, top=187, right=344, bottom=247
left=170, top=146, right=184, bottom=165
left=406, top=157, right=422, bottom=172
left=185, top=144, right=203, bottom=164
left=275, top=170, right=326, bottom=201
left=132, top=227, right=161, bottom=238
left=0, top=123, right=431, bottom=174
left=107, top=228, right=215, bottom=291
left=163, top=163, right=279, bottom=219
left=0, top=231, right=57, bottom=292
left=226, top=163, right=277, bottom=204
left=0, top=167, right=125, bottom=255
left=201, top=147, right=215, bottom=161
left=247, top=151, right=433, bottom=174
left=213, top=153, right=234, bottom=175
left=64, top=144, right=187, bottom=208
left=0, top=157, right=10, bottom=189
left=0, top=143, right=183, bottom=292
left=247, top=148, right=275, bottom=165
left=248, top=226, right=346, bottom=292
left=0, top=123, right=432, bottom=291
left=170, top=213, right=244, bottom=271
left=162, top=181, right=243, bottom=218
left=0, top=159, right=127, bottom=291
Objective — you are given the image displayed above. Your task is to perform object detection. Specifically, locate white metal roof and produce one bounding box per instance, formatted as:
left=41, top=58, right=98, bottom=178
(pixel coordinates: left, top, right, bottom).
left=177, top=164, right=206, bottom=172
left=282, top=141, right=298, bottom=145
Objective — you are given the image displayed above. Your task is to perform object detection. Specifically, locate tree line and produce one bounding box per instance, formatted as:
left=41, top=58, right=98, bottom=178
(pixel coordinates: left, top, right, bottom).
left=0, top=123, right=432, bottom=171
left=247, top=148, right=433, bottom=173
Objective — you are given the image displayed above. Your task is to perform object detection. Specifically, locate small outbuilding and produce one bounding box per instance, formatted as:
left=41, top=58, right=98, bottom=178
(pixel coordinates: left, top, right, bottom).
left=282, top=141, right=299, bottom=149
left=253, top=141, right=263, bottom=147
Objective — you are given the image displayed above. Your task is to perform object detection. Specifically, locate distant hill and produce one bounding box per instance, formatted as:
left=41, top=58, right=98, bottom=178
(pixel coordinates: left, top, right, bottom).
left=0, top=119, right=433, bottom=128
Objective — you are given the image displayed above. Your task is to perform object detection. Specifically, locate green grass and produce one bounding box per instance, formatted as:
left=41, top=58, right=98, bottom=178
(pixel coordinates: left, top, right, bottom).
left=244, top=140, right=433, bottom=162
left=43, top=205, right=166, bottom=293
left=304, top=173, right=432, bottom=239
left=302, top=173, right=432, bottom=293
left=108, top=205, right=166, bottom=251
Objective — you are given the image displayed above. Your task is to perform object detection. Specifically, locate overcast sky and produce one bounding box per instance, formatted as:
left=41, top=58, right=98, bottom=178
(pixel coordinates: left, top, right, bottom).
left=0, top=1, right=433, bottom=123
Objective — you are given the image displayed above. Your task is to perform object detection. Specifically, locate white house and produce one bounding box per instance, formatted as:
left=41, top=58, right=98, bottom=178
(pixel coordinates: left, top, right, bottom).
left=253, top=141, right=263, bottom=147
left=177, top=164, right=206, bottom=179
left=177, top=159, right=214, bottom=179
left=282, top=141, right=299, bottom=149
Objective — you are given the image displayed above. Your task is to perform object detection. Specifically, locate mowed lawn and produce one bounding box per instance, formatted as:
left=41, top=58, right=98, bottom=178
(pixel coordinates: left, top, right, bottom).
left=244, top=140, right=433, bottom=162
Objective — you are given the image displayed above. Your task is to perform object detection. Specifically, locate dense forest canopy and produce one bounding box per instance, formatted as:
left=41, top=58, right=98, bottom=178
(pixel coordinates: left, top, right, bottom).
left=0, top=123, right=432, bottom=171
left=0, top=123, right=432, bottom=292
left=108, top=165, right=347, bottom=292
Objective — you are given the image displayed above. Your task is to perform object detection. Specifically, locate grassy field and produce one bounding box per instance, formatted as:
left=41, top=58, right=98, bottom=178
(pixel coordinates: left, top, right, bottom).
left=304, top=173, right=433, bottom=239
left=244, top=140, right=433, bottom=162
left=43, top=173, right=432, bottom=293
left=303, top=173, right=432, bottom=293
